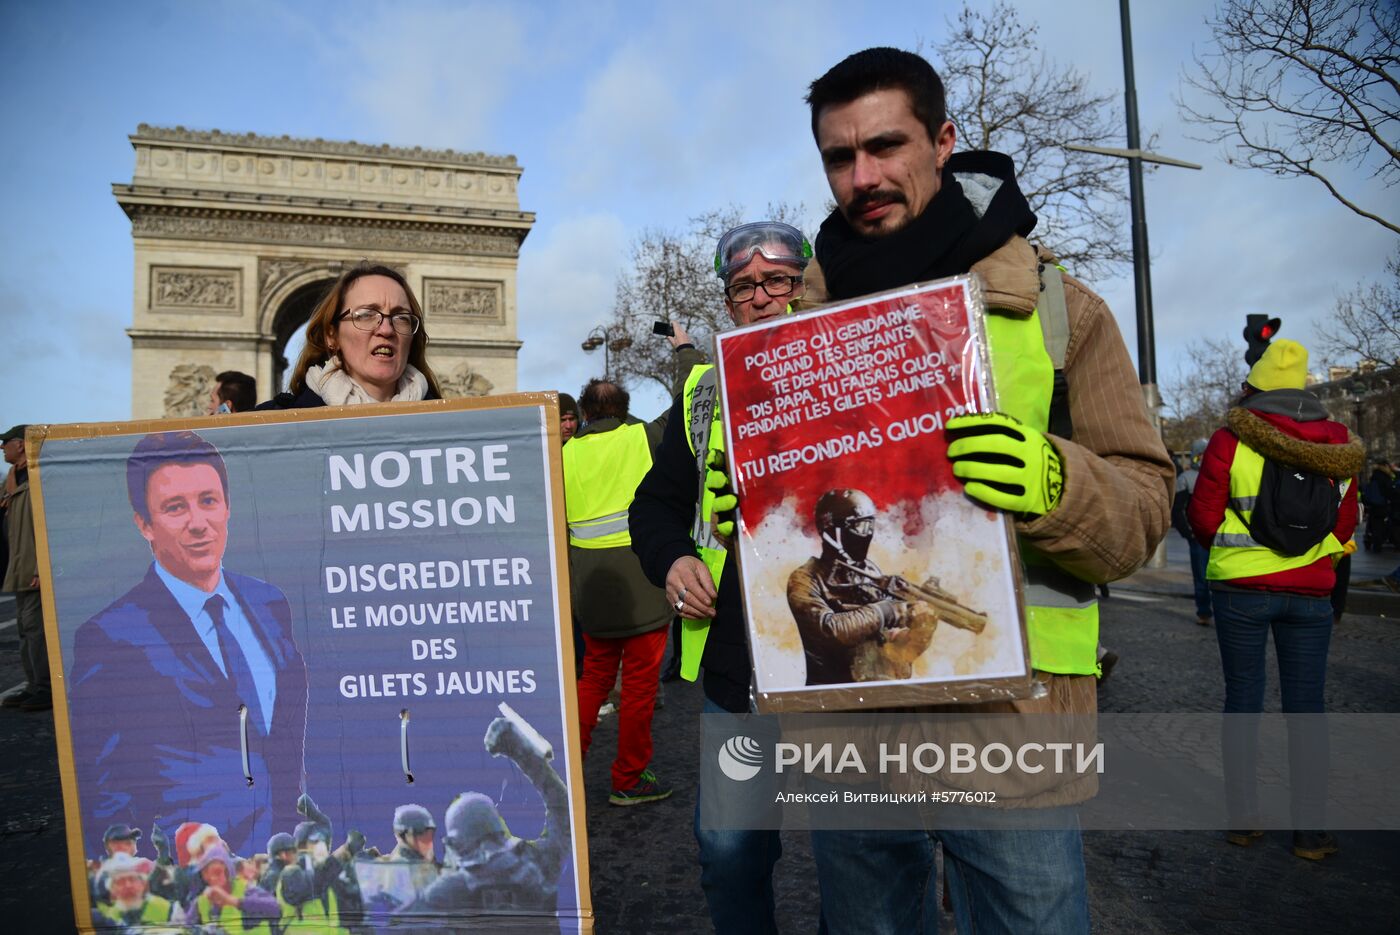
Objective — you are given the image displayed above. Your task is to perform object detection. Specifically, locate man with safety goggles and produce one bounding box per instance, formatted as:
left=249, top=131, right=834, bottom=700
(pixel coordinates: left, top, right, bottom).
left=713, top=221, right=816, bottom=326
left=629, top=220, right=819, bottom=934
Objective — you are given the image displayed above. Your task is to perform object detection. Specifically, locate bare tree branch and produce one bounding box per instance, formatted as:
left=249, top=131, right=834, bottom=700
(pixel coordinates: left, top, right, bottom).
left=932, top=2, right=1131, bottom=281
left=1179, top=0, right=1399, bottom=233
left=1316, top=247, right=1400, bottom=368
left=601, top=203, right=806, bottom=393
left=1161, top=337, right=1248, bottom=449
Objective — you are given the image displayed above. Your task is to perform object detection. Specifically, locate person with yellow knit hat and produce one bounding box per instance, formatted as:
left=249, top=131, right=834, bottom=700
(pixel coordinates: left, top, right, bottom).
left=1187, top=338, right=1363, bottom=861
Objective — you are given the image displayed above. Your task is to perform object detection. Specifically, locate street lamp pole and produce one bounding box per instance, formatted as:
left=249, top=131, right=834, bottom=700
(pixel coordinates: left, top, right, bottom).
left=581, top=325, right=634, bottom=381
left=1066, top=3, right=1202, bottom=402
left=1121, top=0, right=1154, bottom=390
left=1068, top=1, right=1200, bottom=394
left=1063, top=0, right=1206, bottom=568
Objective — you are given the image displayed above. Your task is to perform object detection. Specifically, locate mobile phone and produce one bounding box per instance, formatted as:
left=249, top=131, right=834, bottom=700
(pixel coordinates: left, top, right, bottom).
left=652, top=320, right=675, bottom=337
left=216, top=402, right=232, bottom=414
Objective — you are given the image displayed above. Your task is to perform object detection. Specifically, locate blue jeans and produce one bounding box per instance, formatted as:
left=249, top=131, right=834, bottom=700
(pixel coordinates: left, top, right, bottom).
left=695, top=696, right=783, bottom=935
left=1188, top=538, right=1213, bottom=619
left=1213, top=589, right=1332, bottom=827
left=809, top=818, right=1088, bottom=934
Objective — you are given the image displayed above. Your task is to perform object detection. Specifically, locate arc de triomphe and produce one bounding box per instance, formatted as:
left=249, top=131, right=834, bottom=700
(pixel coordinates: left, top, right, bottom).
left=113, top=125, right=533, bottom=417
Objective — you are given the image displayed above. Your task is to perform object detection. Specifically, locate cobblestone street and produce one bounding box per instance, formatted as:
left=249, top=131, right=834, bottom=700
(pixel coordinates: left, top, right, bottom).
left=2, top=539, right=1397, bottom=933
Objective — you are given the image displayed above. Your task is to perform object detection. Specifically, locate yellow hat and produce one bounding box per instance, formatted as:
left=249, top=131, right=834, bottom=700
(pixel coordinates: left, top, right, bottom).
left=1246, top=338, right=1308, bottom=391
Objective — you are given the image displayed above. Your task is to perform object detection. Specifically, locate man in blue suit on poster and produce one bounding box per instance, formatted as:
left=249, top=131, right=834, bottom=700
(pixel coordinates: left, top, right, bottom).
left=69, top=430, right=307, bottom=858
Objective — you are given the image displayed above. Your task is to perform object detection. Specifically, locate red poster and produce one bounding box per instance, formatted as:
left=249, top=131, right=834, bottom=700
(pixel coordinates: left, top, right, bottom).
left=715, top=276, right=1032, bottom=712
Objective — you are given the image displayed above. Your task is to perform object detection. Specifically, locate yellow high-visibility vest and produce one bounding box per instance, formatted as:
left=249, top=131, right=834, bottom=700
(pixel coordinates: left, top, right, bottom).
left=982, top=288, right=1100, bottom=676
left=562, top=422, right=653, bottom=549
left=275, top=867, right=349, bottom=934
left=97, top=894, right=172, bottom=926
left=195, top=878, right=272, bottom=935
left=678, top=365, right=728, bottom=681
left=1206, top=441, right=1344, bottom=580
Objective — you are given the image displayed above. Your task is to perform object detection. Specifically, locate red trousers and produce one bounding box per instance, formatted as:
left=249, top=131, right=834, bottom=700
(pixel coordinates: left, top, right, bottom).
left=577, top=626, right=668, bottom=790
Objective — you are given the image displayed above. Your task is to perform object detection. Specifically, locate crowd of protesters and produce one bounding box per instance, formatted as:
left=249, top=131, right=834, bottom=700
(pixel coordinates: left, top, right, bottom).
left=82, top=710, right=567, bottom=932
left=3, top=43, right=1389, bottom=935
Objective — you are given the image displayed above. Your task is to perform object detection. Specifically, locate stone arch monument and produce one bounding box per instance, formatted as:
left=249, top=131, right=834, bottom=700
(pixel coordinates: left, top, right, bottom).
left=113, top=125, right=534, bottom=417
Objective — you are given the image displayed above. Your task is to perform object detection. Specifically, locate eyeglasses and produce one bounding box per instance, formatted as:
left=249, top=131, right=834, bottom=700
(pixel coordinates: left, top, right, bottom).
left=337, top=308, right=421, bottom=335
left=724, top=274, right=803, bottom=304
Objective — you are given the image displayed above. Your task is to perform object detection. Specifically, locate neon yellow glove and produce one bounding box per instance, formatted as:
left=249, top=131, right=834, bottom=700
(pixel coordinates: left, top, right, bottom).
left=705, top=449, right=737, bottom=537
left=946, top=411, right=1064, bottom=516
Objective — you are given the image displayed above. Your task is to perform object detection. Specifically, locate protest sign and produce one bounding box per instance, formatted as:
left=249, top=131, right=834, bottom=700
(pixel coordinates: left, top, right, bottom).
left=29, top=395, right=591, bottom=933
left=714, top=276, right=1032, bottom=713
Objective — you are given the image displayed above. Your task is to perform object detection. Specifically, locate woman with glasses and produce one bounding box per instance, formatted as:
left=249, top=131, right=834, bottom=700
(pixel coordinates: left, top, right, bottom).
left=259, top=262, right=442, bottom=409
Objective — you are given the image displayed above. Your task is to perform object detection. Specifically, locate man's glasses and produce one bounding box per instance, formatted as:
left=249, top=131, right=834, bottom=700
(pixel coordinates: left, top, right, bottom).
left=337, top=308, right=421, bottom=335
left=724, top=274, right=802, bottom=304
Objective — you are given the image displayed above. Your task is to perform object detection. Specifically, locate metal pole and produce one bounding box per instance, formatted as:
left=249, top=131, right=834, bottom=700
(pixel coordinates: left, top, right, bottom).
left=1120, top=0, right=1155, bottom=388
left=1120, top=0, right=1166, bottom=568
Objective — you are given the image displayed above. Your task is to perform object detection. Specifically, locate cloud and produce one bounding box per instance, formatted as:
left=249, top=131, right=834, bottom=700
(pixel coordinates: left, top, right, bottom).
left=514, top=212, right=629, bottom=395
left=1, top=303, right=129, bottom=425
left=553, top=45, right=685, bottom=197
left=550, top=0, right=842, bottom=206
left=319, top=2, right=529, bottom=149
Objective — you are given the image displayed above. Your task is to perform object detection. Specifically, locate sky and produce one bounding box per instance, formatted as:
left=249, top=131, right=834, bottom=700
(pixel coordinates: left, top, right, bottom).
left=1, top=0, right=1394, bottom=425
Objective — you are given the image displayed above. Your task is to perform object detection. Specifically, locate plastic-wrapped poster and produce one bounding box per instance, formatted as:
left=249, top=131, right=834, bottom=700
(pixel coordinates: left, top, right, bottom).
left=28, top=395, right=591, bottom=933
left=714, top=276, right=1032, bottom=713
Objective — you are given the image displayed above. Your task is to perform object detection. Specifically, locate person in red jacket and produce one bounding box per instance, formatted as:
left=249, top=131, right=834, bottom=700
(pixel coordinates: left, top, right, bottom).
left=1187, top=338, right=1363, bottom=861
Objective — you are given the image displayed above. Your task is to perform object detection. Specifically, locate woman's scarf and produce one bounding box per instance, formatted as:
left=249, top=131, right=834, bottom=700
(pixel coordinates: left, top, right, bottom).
left=305, top=361, right=429, bottom=406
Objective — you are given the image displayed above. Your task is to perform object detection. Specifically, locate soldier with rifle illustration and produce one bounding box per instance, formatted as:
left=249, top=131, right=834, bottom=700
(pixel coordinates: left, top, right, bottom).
left=787, top=488, right=988, bottom=684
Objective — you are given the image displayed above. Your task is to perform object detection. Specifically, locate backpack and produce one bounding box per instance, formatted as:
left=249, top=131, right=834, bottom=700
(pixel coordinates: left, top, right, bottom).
left=1171, top=485, right=1194, bottom=540
left=1245, top=458, right=1340, bottom=556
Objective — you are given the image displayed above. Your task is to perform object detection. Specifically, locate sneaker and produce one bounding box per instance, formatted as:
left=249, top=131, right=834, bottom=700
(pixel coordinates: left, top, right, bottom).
left=597, top=685, right=622, bottom=718
left=1383, top=576, right=1400, bottom=594
left=1196, top=615, right=1212, bottom=627
left=609, top=768, right=673, bottom=806
left=1097, top=651, right=1119, bottom=681
left=1, top=691, right=33, bottom=709
left=1292, top=830, right=1339, bottom=860
left=1226, top=829, right=1264, bottom=847
left=20, top=692, right=52, bottom=712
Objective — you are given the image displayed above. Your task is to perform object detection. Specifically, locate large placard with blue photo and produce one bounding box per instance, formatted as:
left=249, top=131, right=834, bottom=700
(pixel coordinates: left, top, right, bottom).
left=30, top=395, right=590, bottom=933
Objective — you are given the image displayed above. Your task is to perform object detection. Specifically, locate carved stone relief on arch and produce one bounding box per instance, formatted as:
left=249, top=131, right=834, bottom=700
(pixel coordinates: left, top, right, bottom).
left=437, top=363, right=494, bottom=399
left=423, top=278, right=503, bottom=323
left=150, top=266, right=240, bottom=315
left=163, top=363, right=216, bottom=417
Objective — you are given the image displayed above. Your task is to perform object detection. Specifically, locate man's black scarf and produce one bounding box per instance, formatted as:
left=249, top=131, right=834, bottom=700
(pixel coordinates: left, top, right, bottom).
left=815, top=152, right=1036, bottom=300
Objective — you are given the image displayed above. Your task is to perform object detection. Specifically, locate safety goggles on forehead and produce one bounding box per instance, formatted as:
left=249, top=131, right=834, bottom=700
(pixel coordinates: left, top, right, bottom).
left=715, top=222, right=812, bottom=281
